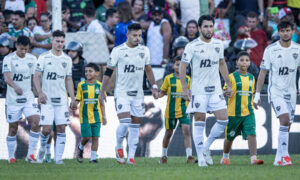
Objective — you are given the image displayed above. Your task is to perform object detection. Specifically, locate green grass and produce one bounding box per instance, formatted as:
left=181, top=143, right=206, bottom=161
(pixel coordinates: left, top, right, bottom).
left=0, top=155, right=299, bottom=180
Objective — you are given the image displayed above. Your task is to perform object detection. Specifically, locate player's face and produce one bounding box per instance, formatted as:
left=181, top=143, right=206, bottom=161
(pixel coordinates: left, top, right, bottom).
left=127, top=29, right=142, bottom=46
left=246, top=17, right=258, bottom=30
left=85, top=67, right=98, bottom=80
left=199, top=20, right=214, bottom=40
left=187, top=23, right=198, bottom=37
left=278, top=26, right=294, bottom=42
left=52, top=36, right=65, bottom=51
left=236, top=55, right=250, bottom=72
left=12, top=15, right=24, bottom=29
left=16, top=44, right=29, bottom=58
left=173, top=60, right=180, bottom=73
left=68, top=50, right=78, bottom=60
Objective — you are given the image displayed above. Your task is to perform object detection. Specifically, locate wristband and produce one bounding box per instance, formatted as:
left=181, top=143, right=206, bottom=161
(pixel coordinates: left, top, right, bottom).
left=152, top=84, right=158, bottom=89
left=253, top=92, right=260, bottom=104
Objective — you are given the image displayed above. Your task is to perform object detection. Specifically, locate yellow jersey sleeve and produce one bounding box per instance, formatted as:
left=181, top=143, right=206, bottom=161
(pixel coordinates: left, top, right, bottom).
left=252, top=78, right=255, bottom=94
left=75, top=82, right=82, bottom=101
left=161, top=75, right=169, bottom=92
left=187, top=76, right=191, bottom=90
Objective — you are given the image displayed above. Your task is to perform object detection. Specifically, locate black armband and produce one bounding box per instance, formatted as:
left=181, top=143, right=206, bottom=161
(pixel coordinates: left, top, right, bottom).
left=104, top=68, right=114, bottom=77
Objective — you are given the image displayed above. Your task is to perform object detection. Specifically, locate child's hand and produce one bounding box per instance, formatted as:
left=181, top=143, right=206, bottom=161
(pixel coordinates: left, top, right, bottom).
left=102, top=116, right=107, bottom=125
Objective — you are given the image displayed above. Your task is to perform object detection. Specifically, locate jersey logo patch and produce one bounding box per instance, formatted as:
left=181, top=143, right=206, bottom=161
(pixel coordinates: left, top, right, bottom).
left=293, top=53, right=298, bottom=59
left=95, top=88, right=100, bottom=94
left=61, top=62, right=67, bottom=68
left=118, top=104, right=122, bottom=110
left=215, top=47, right=220, bottom=53
left=195, top=103, right=200, bottom=108
left=276, top=106, right=281, bottom=112
left=277, top=55, right=282, bottom=58
left=139, top=53, right=145, bottom=59
left=47, top=62, right=52, bottom=65
left=8, top=115, right=12, bottom=120
left=27, top=63, right=33, bottom=68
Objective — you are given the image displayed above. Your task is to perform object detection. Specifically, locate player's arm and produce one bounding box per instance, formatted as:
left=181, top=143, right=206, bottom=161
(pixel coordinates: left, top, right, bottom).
left=101, top=101, right=107, bottom=125
left=145, top=65, right=158, bottom=99
left=66, top=76, right=76, bottom=110
left=100, top=67, right=114, bottom=103
left=179, top=62, right=190, bottom=101
left=158, top=91, right=167, bottom=98
left=31, top=75, right=38, bottom=97
left=253, top=68, right=267, bottom=109
left=161, top=21, right=172, bottom=62
left=219, top=59, right=232, bottom=97
left=4, top=72, right=23, bottom=95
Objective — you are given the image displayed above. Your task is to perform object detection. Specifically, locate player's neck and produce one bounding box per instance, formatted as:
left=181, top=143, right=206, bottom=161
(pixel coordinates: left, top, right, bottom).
left=86, top=79, right=96, bottom=84
left=238, top=69, right=247, bottom=75
left=51, top=49, right=62, bottom=56
left=174, top=72, right=180, bottom=77
left=279, top=40, right=292, bottom=48
left=126, top=42, right=137, bottom=48
left=200, top=36, right=211, bottom=43
left=16, top=52, right=25, bottom=58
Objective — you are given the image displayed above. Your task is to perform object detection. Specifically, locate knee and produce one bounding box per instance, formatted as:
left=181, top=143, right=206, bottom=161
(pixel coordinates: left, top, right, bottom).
left=9, top=125, right=18, bottom=136
left=279, top=114, right=290, bottom=126
left=56, top=125, right=66, bottom=133
left=165, top=130, right=173, bottom=139
left=182, top=127, right=191, bottom=137
left=42, top=126, right=52, bottom=135
left=30, top=120, right=40, bottom=132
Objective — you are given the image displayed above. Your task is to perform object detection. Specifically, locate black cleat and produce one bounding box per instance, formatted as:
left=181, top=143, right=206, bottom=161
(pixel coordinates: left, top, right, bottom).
left=76, top=145, right=84, bottom=163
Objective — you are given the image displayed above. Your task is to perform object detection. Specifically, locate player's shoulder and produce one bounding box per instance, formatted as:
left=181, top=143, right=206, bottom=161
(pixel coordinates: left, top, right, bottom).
left=25, top=53, right=37, bottom=60
left=291, top=41, right=300, bottom=49
left=211, top=38, right=223, bottom=45
left=62, top=52, right=72, bottom=61
left=38, top=50, right=52, bottom=59
left=165, top=73, right=173, bottom=79
left=3, top=52, right=15, bottom=60
left=265, top=41, right=280, bottom=52
left=77, top=81, right=85, bottom=87
left=113, top=43, right=128, bottom=51
left=136, top=44, right=149, bottom=51
left=186, top=75, right=191, bottom=80
left=247, top=72, right=255, bottom=79
left=187, top=37, right=203, bottom=47
left=96, top=80, right=102, bottom=86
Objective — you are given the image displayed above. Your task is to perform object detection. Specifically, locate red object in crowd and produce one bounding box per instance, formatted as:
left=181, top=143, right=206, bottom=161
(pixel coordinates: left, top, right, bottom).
left=238, top=26, right=268, bottom=67
left=34, top=0, right=47, bottom=23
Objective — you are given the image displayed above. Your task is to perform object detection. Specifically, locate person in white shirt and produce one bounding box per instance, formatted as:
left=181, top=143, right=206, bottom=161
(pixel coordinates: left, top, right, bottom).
left=4, top=0, right=25, bottom=12
left=83, top=6, right=105, bottom=35
left=254, top=21, right=300, bottom=166
left=34, top=30, right=76, bottom=164
left=2, top=36, right=40, bottom=163
left=180, top=15, right=232, bottom=167
left=100, top=23, right=158, bottom=165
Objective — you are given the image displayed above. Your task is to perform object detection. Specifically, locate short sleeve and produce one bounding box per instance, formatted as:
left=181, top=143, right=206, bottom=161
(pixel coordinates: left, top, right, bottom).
left=36, top=55, right=45, bottom=72
left=145, top=47, right=151, bottom=66
left=160, top=76, right=169, bottom=92
left=260, top=48, right=271, bottom=70
left=2, top=56, right=11, bottom=73
left=66, top=58, right=72, bottom=76
left=187, top=76, right=191, bottom=90
left=75, top=83, right=82, bottom=101
left=107, top=48, right=118, bottom=68
left=181, top=43, right=193, bottom=64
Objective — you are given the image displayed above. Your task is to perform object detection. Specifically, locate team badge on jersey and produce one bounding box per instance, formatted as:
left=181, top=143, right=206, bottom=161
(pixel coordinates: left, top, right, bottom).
left=62, top=62, right=67, bottom=68
left=276, top=106, right=281, bottom=112
left=215, top=47, right=220, bottom=53
left=118, top=104, right=122, bottom=110
left=293, top=53, right=298, bottom=59
left=27, top=63, right=33, bottom=68
left=139, top=53, right=145, bottom=59
left=95, top=88, right=100, bottom=94
left=195, top=103, right=200, bottom=108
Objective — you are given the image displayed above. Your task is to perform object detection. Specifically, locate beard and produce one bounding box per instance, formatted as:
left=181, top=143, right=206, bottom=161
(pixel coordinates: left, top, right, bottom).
left=281, top=37, right=291, bottom=42
left=202, top=32, right=213, bottom=40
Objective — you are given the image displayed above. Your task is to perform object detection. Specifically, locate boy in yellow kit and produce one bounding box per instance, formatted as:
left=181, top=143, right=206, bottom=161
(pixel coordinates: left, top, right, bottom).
left=221, top=51, right=264, bottom=165
left=158, top=56, right=195, bottom=163
left=75, top=63, right=106, bottom=163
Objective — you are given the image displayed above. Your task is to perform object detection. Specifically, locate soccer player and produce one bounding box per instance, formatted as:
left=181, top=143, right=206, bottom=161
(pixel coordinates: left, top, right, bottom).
left=180, top=15, right=232, bottom=167
left=75, top=63, right=107, bottom=163
left=158, top=56, right=194, bottom=163
left=220, top=51, right=264, bottom=165
left=34, top=30, right=76, bottom=164
left=3, top=36, right=40, bottom=163
left=254, top=21, right=300, bottom=166
left=100, top=23, right=158, bottom=165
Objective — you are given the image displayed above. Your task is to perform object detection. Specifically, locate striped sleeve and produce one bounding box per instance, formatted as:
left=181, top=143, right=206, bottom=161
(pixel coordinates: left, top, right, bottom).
left=76, top=82, right=82, bottom=101
left=161, top=76, right=169, bottom=92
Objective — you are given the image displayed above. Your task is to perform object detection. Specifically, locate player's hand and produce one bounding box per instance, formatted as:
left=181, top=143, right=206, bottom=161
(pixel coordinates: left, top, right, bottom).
left=70, top=99, right=77, bottom=110
left=14, top=86, right=23, bottom=95
left=253, top=92, right=261, bottom=110
left=224, top=86, right=233, bottom=97
left=151, top=88, right=158, bottom=99
left=99, top=91, right=106, bottom=104
left=183, top=88, right=191, bottom=101
left=38, top=91, right=47, bottom=104
left=102, top=116, right=107, bottom=126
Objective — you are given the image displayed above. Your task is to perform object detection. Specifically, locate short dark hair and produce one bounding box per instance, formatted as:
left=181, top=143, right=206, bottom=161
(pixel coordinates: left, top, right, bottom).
left=13, top=10, right=25, bottom=18
left=247, top=11, right=258, bottom=19
left=16, top=36, right=30, bottom=46
left=85, top=63, right=99, bottom=72
left=127, top=23, right=142, bottom=31
left=277, top=21, right=294, bottom=31
left=198, top=15, right=214, bottom=27
left=173, top=55, right=182, bottom=62
left=106, top=8, right=117, bottom=20
left=52, top=30, right=65, bottom=38
left=236, top=51, right=250, bottom=61
left=84, top=6, right=96, bottom=18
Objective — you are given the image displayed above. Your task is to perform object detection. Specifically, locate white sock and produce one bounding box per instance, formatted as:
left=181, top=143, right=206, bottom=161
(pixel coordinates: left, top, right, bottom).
left=128, top=123, right=140, bottom=159
left=186, top=147, right=192, bottom=158
left=91, top=151, right=97, bottom=161
left=55, top=133, right=66, bottom=161
left=204, top=120, right=228, bottom=150
left=193, top=121, right=205, bottom=160
left=78, top=142, right=84, bottom=150
left=251, top=155, right=257, bottom=162
left=39, top=133, right=49, bottom=152
left=279, top=126, right=289, bottom=157
left=116, top=118, right=130, bottom=149
left=46, top=143, right=51, bottom=155
left=162, top=148, right=168, bottom=157
left=223, top=152, right=229, bottom=159
left=28, top=130, right=39, bottom=156
left=6, top=136, right=16, bottom=159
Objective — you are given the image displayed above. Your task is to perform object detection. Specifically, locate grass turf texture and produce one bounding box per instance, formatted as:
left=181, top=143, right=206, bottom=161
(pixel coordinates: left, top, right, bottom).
left=0, top=155, right=299, bottom=180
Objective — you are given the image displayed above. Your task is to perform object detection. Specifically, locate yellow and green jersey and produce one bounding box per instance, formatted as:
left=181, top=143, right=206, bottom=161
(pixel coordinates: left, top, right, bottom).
left=225, top=72, right=255, bottom=117
left=161, top=73, right=191, bottom=119
left=76, top=80, right=103, bottom=124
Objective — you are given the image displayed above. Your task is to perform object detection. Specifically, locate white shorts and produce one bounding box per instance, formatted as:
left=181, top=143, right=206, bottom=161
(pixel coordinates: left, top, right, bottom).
left=271, top=98, right=295, bottom=123
left=6, top=101, right=40, bottom=123
left=114, top=97, right=145, bottom=117
left=39, top=104, right=70, bottom=126
left=186, top=94, right=227, bottom=113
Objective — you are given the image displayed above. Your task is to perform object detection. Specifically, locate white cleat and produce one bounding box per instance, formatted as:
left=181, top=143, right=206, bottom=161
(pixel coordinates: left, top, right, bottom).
left=25, top=154, right=37, bottom=163
left=203, top=148, right=213, bottom=165
left=197, top=159, right=208, bottom=167
left=36, top=150, right=45, bottom=164
left=55, top=160, right=64, bottom=165
left=273, top=160, right=283, bottom=166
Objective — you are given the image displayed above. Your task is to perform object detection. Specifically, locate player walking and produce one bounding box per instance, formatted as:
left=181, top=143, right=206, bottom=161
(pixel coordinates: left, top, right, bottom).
left=3, top=36, right=40, bottom=163
left=34, top=30, right=76, bottom=164
left=180, top=15, right=232, bottom=167
left=100, top=23, right=158, bottom=165
left=254, top=21, right=300, bottom=166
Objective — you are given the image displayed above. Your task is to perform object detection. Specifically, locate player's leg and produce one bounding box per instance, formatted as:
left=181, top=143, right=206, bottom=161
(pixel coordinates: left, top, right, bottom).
left=7, top=122, right=18, bottom=163
left=90, top=137, right=99, bottom=163
left=180, top=116, right=194, bottom=163
left=77, top=122, right=91, bottom=163
left=45, top=133, right=52, bottom=163
left=221, top=139, right=232, bottom=165
left=160, top=127, right=173, bottom=164
left=26, top=115, right=40, bottom=162
left=193, top=112, right=207, bottom=166
left=127, top=115, right=142, bottom=165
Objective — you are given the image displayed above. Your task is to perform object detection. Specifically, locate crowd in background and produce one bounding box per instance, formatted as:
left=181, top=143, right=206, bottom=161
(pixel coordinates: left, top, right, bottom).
left=0, top=0, right=300, bottom=97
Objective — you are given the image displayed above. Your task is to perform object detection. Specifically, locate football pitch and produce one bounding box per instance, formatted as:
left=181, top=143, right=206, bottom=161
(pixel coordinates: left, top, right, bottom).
left=0, top=155, right=299, bottom=180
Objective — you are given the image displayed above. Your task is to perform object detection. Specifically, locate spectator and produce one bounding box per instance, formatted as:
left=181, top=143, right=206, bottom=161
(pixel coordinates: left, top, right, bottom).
left=3, top=9, right=13, bottom=24
left=0, top=21, right=9, bottom=35
left=288, top=0, right=300, bottom=23
left=65, top=41, right=86, bottom=91
left=100, top=8, right=118, bottom=51
left=214, top=0, right=232, bottom=18
left=32, top=12, right=52, bottom=56
left=184, top=20, right=199, bottom=41
left=2, top=0, right=25, bottom=12
left=26, top=16, right=38, bottom=32
left=62, top=6, right=79, bottom=33
left=63, top=0, right=94, bottom=31
left=8, top=10, right=33, bottom=42
left=238, top=11, right=268, bottom=67
left=174, top=0, right=200, bottom=28
left=62, top=19, right=68, bottom=33
left=25, top=0, right=36, bottom=20
left=96, top=0, right=115, bottom=22
left=132, top=0, right=146, bottom=20
left=82, top=6, right=105, bottom=35
left=146, top=6, right=172, bottom=65
left=200, top=0, right=215, bottom=16
left=0, top=11, right=6, bottom=33
left=0, top=35, right=13, bottom=97
left=115, top=1, right=133, bottom=46
left=34, top=0, right=47, bottom=23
